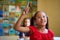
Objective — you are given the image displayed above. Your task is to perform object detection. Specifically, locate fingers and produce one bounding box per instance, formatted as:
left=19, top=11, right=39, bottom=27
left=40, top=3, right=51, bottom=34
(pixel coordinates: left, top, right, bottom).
left=22, top=2, right=30, bottom=15
left=26, top=2, right=30, bottom=8
left=25, top=7, right=30, bottom=14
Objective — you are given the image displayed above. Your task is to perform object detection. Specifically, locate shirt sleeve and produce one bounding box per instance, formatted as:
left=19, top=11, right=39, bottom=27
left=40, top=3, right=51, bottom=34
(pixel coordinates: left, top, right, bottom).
left=28, top=26, right=35, bottom=35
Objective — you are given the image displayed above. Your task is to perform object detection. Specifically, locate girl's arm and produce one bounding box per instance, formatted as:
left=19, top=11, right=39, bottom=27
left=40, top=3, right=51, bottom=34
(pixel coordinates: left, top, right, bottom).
left=14, top=3, right=30, bottom=32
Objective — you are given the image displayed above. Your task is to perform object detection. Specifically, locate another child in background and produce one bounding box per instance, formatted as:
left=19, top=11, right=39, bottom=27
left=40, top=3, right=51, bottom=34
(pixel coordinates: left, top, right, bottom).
left=19, top=18, right=30, bottom=40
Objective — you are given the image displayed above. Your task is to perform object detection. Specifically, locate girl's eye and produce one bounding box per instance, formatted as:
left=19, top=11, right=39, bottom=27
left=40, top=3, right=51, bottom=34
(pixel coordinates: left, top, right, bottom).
left=43, top=16, right=45, bottom=18
left=43, top=16, right=47, bottom=18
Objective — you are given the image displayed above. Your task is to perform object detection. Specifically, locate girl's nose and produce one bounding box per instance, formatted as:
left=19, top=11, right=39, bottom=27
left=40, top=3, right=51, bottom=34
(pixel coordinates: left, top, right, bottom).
left=41, top=17, right=44, bottom=20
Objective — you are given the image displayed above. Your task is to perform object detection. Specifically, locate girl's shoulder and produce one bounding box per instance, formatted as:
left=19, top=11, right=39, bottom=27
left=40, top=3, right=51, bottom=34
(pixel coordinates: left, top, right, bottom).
left=48, top=29, right=54, bottom=36
left=28, top=26, right=37, bottom=33
left=29, top=26, right=36, bottom=31
left=48, top=29, right=54, bottom=33
left=27, top=26, right=36, bottom=35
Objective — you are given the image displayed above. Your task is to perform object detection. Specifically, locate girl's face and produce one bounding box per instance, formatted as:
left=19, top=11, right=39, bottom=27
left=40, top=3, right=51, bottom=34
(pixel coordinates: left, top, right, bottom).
left=35, top=12, right=47, bottom=27
left=24, top=19, right=30, bottom=26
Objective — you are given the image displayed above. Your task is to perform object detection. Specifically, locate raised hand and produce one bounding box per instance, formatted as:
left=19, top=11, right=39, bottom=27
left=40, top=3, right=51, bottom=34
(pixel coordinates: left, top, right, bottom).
left=22, top=2, right=30, bottom=15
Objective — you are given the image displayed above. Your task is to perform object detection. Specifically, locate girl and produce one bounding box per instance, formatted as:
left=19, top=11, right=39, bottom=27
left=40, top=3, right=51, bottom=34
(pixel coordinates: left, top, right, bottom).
left=14, top=6, right=54, bottom=40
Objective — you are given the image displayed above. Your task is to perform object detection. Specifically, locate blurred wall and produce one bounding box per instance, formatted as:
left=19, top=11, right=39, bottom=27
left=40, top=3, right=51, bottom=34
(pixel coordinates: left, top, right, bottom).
left=37, top=0, right=60, bottom=37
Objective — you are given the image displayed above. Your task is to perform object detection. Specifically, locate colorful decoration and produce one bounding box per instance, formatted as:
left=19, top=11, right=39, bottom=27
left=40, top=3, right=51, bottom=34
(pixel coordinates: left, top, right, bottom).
left=0, top=0, right=37, bottom=36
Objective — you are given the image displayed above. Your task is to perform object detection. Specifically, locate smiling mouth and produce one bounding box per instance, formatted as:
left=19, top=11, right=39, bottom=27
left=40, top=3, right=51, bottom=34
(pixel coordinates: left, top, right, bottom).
left=41, top=21, right=46, bottom=23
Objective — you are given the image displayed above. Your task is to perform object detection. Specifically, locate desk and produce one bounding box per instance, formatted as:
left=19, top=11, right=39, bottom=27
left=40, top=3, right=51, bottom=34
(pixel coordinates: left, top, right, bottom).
left=0, top=36, right=19, bottom=40
left=0, top=36, right=60, bottom=40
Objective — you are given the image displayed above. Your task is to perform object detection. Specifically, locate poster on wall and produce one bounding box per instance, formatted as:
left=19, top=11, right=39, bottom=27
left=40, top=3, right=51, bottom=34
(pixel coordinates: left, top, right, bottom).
left=0, top=0, right=37, bottom=36
left=9, top=5, right=15, bottom=12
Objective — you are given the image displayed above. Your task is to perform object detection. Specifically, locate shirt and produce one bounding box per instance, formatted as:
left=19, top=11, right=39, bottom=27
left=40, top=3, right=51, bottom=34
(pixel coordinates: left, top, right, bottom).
left=29, top=26, right=54, bottom=40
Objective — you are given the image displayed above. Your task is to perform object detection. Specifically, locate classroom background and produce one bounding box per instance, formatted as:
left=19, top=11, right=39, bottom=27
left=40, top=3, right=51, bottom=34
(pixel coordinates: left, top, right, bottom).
left=0, top=0, right=60, bottom=40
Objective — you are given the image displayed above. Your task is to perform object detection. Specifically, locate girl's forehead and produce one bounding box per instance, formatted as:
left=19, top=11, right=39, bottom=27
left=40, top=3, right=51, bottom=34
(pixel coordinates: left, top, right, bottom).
left=36, top=12, right=46, bottom=17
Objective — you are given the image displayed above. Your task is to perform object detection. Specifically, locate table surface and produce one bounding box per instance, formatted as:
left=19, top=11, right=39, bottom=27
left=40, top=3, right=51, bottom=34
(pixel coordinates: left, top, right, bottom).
left=0, top=36, right=19, bottom=40
left=0, top=36, right=60, bottom=40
